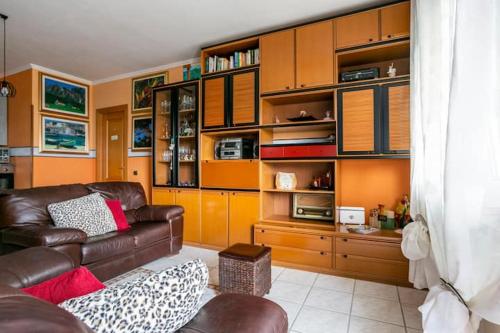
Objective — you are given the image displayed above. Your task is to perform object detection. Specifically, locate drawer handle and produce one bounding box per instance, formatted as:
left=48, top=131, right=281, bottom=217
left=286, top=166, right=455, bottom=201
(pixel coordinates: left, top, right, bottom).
left=342, top=238, right=348, bottom=242
left=387, top=34, right=392, bottom=38
left=343, top=254, right=348, bottom=258
left=368, top=38, right=373, bottom=42
left=300, top=84, right=305, bottom=88
left=261, top=229, right=265, bottom=233
left=320, top=236, right=326, bottom=240
left=320, top=251, right=325, bottom=255
left=285, top=86, right=290, bottom=90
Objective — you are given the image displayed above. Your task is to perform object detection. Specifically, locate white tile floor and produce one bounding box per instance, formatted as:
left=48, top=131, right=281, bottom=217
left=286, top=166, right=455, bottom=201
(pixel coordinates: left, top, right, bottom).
left=132, top=245, right=427, bottom=333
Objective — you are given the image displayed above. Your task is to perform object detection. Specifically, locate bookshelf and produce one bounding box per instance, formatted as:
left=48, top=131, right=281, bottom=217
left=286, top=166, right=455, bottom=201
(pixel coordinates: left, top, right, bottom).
left=201, top=37, right=260, bottom=75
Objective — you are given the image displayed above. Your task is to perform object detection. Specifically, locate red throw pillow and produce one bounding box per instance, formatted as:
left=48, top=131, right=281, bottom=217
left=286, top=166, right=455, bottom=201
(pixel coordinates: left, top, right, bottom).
left=105, top=199, right=130, bottom=231
left=21, top=267, right=105, bottom=304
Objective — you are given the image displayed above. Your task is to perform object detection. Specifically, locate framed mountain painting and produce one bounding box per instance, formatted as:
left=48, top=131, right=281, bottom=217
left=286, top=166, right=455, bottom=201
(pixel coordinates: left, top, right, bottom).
left=41, top=116, right=89, bottom=153
left=132, top=73, right=167, bottom=112
left=41, top=74, right=88, bottom=117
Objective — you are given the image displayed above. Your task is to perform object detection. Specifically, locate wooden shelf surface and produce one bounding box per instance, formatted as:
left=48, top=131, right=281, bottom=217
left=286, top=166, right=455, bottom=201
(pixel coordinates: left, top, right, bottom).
left=260, top=119, right=336, bottom=129
left=260, top=215, right=336, bottom=230
left=262, top=188, right=334, bottom=195
left=335, top=74, right=410, bottom=87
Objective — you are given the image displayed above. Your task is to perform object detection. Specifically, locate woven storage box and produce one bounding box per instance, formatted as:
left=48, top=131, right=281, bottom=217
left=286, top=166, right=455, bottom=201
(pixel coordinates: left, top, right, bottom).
left=218, top=243, right=271, bottom=296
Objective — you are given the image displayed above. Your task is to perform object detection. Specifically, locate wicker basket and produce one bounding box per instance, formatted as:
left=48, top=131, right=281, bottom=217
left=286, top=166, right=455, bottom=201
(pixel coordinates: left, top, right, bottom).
left=219, top=245, right=271, bottom=296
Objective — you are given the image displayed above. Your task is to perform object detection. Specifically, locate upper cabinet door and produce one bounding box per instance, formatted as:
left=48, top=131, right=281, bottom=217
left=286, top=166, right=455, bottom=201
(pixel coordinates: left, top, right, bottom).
left=296, top=20, right=334, bottom=89
left=260, top=30, right=295, bottom=94
left=338, top=86, right=381, bottom=155
left=381, top=2, right=411, bottom=41
left=202, top=76, right=226, bottom=128
left=231, top=70, right=258, bottom=126
left=382, top=83, right=410, bottom=154
left=335, top=10, right=380, bottom=49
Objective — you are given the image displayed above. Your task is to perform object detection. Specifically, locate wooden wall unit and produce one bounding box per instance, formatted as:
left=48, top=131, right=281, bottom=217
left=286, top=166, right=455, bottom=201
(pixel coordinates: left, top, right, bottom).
left=335, top=9, right=380, bottom=49
left=202, top=77, right=226, bottom=128
left=232, top=71, right=258, bottom=125
left=380, top=2, right=411, bottom=41
left=382, top=82, right=410, bottom=153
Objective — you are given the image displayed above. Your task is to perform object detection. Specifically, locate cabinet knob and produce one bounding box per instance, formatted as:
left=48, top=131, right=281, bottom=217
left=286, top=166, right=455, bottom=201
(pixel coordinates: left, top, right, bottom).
left=300, top=84, right=305, bottom=88
left=221, top=192, right=224, bottom=195
left=368, top=38, right=373, bottom=42
left=232, top=192, right=236, bottom=196
left=320, top=251, right=325, bottom=255
left=343, top=254, right=348, bottom=258
left=320, top=236, right=326, bottom=240
left=261, top=229, right=265, bottom=233
left=387, top=34, right=392, bottom=38
left=342, top=238, right=348, bottom=242
left=285, top=86, right=290, bottom=90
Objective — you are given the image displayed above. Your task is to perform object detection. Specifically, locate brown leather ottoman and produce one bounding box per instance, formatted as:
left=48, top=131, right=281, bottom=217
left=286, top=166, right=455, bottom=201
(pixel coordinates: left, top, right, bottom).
left=218, top=243, right=271, bottom=296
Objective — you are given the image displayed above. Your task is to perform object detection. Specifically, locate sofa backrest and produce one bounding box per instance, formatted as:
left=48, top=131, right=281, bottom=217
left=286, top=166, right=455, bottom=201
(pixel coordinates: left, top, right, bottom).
left=0, top=184, right=90, bottom=227
left=86, top=181, right=147, bottom=211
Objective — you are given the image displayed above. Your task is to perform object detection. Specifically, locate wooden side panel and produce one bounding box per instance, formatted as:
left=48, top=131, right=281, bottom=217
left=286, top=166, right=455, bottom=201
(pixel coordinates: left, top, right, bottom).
left=232, top=71, right=256, bottom=125
left=335, top=10, right=380, bottom=49
left=255, top=228, right=332, bottom=252
left=201, top=191, right=229, bottom=248
left=296, top=20, right=334, bottom=88
left=387, top=84, right=410, bottom=152
left=335, top=237, right=406, bottom=261
left=151, top=188, right=176, bottom=205
left=260, top=30, right=295, bottom=93
left=176, top=190, right=201, bottom=243
left=201, top=160, right=259, bottom=189
left=340, top=89, right=376, bottom=152
left=335, top=254, right=409, bottom=281
left=228, top=192, right=259, bottom=245
left=203, top=77, right=225, bottom=128
left=381, top=2, right=411, bottom=40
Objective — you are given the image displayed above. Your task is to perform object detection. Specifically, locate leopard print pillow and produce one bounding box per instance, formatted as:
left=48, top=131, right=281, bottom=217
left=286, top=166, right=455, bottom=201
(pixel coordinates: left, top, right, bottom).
left=48, top=193, right=117, bottom=237
left=60, top=259, right=209, bottom=333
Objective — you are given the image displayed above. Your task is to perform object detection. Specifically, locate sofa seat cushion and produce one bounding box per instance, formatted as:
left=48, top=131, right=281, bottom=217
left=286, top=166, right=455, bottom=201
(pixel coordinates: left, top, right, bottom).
left=126, top=221, right=170, bottom=248
left=81, top=233, right=135, bottom=265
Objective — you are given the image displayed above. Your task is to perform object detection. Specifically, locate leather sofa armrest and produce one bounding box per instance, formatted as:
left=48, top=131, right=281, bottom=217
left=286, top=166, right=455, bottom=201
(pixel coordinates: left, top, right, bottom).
left=1, top=225, right=87, bottom=248
left=135, top=205, right=184, bottom=223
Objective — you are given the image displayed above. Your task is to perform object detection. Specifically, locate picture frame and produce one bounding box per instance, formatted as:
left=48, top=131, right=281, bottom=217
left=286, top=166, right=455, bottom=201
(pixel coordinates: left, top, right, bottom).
left=132, top=116, right=152, bottom=150
left=132, top=73, right=167, bottom=112
left=41, top=74, right=89, bottom=117
left=41, top=115, right=89, bottom=154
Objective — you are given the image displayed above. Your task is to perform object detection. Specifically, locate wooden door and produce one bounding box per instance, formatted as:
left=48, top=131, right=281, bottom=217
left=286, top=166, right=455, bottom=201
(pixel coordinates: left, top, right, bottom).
left=231, top=70, right=258, bottom=126
left=335, top=10, right=380, bottom=49
left=201, top=191, right=229, bottom=248
left=338, top=86, right=380, bottom=155
left=228, top=192, right=259, bottom=245
left=176, top=189, right=201, bottom=243
left=98, top=107, right=127, bottom=181
left=151, top=188, right=176, bottom=205
left=260, top=30, right=295, bottom=93
left=381, top=2, right=410, bottom=41
left=382, top=83, right=410, bottom=153
left=202, top=76, right=226, bottom=128
left=296, top=20, right=334, bottom=88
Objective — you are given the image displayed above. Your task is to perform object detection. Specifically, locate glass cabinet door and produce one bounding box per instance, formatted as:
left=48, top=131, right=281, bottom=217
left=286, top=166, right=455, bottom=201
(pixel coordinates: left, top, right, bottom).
left=176, top=84, right=198, bottom=187
left=153, top=89, right=174, bottom=186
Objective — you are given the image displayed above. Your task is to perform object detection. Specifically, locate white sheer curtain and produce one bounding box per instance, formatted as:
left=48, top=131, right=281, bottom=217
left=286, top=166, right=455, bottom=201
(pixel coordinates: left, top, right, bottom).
left=405, top=0, right=500, bottom=332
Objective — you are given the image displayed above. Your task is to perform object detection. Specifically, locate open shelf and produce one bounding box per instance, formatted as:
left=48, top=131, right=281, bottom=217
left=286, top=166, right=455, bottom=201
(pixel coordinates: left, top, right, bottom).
left=262, top=188, right=334, bottom=195
left=201, top=36, right=259, bottom=74
left=260, top=215, right=336, bottom=230
left=201, top=131, right=259, bottom=161
left=260, top=119, right=335, bottom=129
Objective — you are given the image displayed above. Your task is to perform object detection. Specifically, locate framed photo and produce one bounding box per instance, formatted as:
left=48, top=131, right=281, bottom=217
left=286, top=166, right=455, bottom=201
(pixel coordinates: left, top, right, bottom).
left=132, top=73, right=167, bottom=112
left=41, top=116, right=89, bottom=153
left=41, top=74, right=88, bottom=117
left=132, top=116, right=152, bottom=150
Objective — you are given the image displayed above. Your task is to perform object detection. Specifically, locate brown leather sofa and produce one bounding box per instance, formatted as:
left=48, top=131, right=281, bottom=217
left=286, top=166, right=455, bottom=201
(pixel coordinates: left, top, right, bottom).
left=0, top=247, right=288, bottom=333
left=0, top=182, right=184, bottom=281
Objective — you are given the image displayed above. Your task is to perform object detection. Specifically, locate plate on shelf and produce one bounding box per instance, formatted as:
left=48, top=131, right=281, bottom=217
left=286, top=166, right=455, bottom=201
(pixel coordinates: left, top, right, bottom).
left=287, top=115, right=317, bottom=122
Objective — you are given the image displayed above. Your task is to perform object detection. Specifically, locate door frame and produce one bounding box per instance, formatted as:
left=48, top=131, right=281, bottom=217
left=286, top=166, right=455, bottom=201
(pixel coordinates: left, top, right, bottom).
left=96, top=104, right=128, bottom=181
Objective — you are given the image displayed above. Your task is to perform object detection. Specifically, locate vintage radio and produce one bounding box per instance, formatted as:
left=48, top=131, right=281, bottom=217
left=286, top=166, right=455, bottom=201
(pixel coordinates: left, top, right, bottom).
left=292, top=193, right=334, bottom=222
left=340, top=68, right=379, bottom=82
left=215, top=138, right=254, bottom=160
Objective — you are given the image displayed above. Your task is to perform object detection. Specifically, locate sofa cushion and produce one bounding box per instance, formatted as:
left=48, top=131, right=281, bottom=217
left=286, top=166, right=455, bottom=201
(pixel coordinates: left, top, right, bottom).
left=126, top=221, right=170, bottom=248
left=60, top=259, right=208, bottom=333
left=81, top=233, right=135, bottom=265
left=48, top=193, right=117, bottom=237
left=86, top=182, right=147, bottom=212
left=105, top=199, right=130, bottom=231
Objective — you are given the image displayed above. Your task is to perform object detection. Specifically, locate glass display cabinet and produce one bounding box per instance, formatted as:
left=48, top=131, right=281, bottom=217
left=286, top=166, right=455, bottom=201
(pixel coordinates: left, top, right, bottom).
left=152, top=80, right=199, bottom=187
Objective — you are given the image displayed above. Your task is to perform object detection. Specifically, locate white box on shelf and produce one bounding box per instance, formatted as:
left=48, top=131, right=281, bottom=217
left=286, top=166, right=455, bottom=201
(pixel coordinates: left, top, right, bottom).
left=337, top=206, right=365, bottom=225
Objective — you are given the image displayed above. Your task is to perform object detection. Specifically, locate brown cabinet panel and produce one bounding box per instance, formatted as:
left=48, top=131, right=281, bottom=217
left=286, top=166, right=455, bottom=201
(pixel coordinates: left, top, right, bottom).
left=151, top=189, right=176, bottom=205
left=335, top=10, right=380, bottom=49
left=386, top=84, right=410, bottom=152
left=201, top=191, right=229, bottom=248
left=260, top=30, right=295, bottom=93
left=335, top=254, right=409, bottom=281
left=335, top=237, right=406, bottom=261
left=296, top=20, right=334, bottom=88
left=381, top=2, right=411, bottom=41
left=229, top=192, right=259, bottom=245
left=232, top=71, right=257, bottom=125
left=203, top=77, right=226, bottom=128
left=201, top=160, right=259, bottom=190
left=255, top=227, right=332, bottom=252
left=176, top=190, right=201, bottom=243
left=269, top=244, right=333, bottom=269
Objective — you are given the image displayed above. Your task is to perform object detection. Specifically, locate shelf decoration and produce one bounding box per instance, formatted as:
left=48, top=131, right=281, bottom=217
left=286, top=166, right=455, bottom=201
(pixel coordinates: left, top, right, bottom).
left=41, top=74, right=88, bottom=117
left=41, top=115, right=88, bottom=153
left=275, top=172, right=297, bottom=190
left=132, top=73, right=167, bottom=112
left=132, top=116, right=152, bottom=150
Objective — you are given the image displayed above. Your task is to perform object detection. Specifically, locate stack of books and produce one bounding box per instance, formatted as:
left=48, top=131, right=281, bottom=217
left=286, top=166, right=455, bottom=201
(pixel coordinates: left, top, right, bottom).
left=205, top=48, right=259, bottom=73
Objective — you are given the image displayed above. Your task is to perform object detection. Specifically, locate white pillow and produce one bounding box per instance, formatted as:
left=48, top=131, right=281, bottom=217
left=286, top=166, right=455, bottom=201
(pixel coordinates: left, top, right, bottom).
left=60, top=259, right=209, bottom=333
left=47, top=193, right=117, bottom=237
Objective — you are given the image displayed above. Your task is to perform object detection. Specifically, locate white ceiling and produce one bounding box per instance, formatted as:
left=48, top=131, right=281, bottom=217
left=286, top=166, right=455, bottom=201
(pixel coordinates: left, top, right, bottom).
left=0, top=0, right=389, bottom=82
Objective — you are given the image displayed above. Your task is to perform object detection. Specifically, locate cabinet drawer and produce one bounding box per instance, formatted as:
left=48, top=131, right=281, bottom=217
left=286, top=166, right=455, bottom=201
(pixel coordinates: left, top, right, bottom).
left=260, top=144, right=337, bottom=159
left=336, top=254, right=408, bottom=280
left=255, top=228, right=332, bottom=252
left=269, top=244, right=333, bottom=269
left=335, top=237, right=406, bottom=261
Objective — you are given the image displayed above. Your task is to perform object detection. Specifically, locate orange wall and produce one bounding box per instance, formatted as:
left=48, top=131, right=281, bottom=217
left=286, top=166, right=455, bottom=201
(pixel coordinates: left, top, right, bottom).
left=7, top=70, right=33, bottom=148
left=32, top=157, right=96, bottom=187
left=337, top=159, right=411, bottom=221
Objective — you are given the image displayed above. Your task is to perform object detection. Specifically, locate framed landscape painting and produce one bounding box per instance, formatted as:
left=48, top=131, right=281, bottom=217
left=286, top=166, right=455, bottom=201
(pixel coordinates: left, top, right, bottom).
left=132, top=116, right=152, bottom=150
left=41, top=74, right=88, bottom=117
left=132, top=73, right=166, bottom=112
left=41, top=116, right=89, bottom=153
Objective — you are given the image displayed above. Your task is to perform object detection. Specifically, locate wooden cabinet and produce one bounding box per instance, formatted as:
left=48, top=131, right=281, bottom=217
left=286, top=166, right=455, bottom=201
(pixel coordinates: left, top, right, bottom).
left=260, top=30, right=295, bottom=93
left=295, top=20, right=334, bottom=89
left=228, top=192, right=259, bottom=245
left=201, top=191, right=229, bottom=248
left=152, top=188, right=176, bottom=205
left=202, top=69, right=259, bottom=129
left=201, top=160, right=259, bottom=190
left=337, top=82, right=409, bottom=156
left=381, top=2, right=411, bottom=41
left=335, top=10, right=380, bottom=49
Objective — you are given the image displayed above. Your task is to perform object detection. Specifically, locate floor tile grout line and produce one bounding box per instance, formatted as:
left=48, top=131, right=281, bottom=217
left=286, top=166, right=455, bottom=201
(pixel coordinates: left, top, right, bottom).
left=346, top=279, right=357, bottom=333
left=349, top=314, right=407, bottom=329
left=289, top=273, right=319, bottom=331
left=397, top=284, right=409, bottom=332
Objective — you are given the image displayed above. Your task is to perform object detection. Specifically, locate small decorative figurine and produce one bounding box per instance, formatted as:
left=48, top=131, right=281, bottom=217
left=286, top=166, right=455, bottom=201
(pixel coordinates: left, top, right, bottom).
left=323, top=110, right=333, bottom=120
left=387, top=63, right=397, bottom=77
left=274, top=115, right=280, bottom=124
